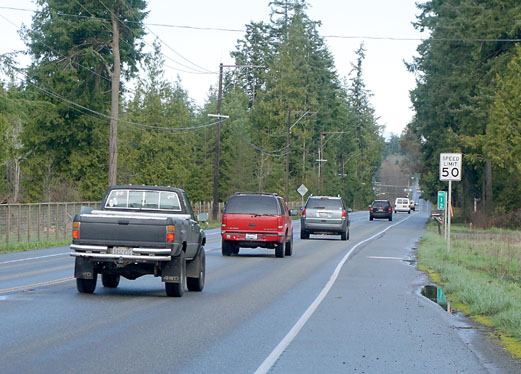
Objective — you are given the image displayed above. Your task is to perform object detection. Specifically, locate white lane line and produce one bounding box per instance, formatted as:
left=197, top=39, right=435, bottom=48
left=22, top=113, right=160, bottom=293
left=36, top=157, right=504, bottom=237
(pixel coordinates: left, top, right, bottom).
left=367, top=256, right=404, bottom=260
left=0, top=253, right=69, bottom=265
left=254, top=215, right=413, bottom=374
left=0, top=277, right=75, bottom=294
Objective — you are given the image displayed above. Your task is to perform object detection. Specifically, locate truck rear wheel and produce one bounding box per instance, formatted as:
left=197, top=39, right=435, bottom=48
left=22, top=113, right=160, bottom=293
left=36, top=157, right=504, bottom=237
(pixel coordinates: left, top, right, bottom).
left=275, top=242, right=285, bottom=258
left=102, top=274, right=120, bottom=288
left=284, top=235, right=293, bottom=256
left=76, top=276, right=97, bottom=294
left=222, top=240, right=234, bottom=256
left=187, top=249, right=205, bottom=292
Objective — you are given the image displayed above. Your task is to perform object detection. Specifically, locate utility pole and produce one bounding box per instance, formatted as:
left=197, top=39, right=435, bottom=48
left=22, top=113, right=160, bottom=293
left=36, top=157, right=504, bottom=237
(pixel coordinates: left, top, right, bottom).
left=108, top=11, right=121, bottom=186
left=285, top=110, right=317, bottom=201
left=211, top=63, right=265, bottom=221
left=212, top=63, right=224, bottom=221
left=318, top=131, right=344, bottom=192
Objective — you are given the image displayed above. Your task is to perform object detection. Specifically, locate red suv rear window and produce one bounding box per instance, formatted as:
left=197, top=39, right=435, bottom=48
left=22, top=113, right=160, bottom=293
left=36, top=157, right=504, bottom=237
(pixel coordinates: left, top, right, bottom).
left=224, top=195, right=279, bottom=215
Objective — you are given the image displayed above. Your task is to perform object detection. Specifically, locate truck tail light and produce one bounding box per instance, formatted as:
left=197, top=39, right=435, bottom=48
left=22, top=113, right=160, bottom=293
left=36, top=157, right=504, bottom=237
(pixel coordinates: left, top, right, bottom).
left=302, top=209, right=306, bottom=218
left=277, top=216, right=283, bottom=229
left=222, top=213, right=227, bottom=228
left=369, top=207, right=373, bottom=212
left=166, top=225, right=175, bottom=243
left=72, top=222, right=80, bottom=239
left=342, top=210, right=347, bottom=218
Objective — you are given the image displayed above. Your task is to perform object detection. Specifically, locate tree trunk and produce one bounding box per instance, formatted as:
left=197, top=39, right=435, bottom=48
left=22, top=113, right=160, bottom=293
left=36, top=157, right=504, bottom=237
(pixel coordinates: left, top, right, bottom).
left=485, top=160, right=493, bottom=209
left=108, top=10, right=121, bottom=186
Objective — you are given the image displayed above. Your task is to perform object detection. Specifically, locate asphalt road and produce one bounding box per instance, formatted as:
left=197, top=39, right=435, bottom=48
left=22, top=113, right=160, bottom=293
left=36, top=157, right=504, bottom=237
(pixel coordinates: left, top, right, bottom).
left=1, top=207, right=520, bottom=374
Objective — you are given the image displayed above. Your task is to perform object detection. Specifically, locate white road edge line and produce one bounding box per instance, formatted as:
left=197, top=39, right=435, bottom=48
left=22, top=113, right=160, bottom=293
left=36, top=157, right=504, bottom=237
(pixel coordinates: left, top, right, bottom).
left=0, top=252, right=69, bottom=265
left=0, top=277, right=75, bottom=294
left=254, top=215, right=413, bottom=374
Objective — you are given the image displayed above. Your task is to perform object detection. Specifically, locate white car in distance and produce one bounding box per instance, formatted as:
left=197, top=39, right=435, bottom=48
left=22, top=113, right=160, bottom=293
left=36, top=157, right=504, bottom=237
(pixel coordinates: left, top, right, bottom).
left=394, top=198, right=411, bottom=214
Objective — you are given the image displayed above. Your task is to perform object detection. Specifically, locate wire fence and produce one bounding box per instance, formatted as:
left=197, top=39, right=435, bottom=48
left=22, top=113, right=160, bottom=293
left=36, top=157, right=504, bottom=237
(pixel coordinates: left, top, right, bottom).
left=0, top=201, right=302, bottom=245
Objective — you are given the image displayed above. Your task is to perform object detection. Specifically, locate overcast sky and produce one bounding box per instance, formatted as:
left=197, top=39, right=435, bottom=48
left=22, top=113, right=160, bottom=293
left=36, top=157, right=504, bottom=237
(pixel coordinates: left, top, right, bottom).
left=0, top=0, right=425, bottom=138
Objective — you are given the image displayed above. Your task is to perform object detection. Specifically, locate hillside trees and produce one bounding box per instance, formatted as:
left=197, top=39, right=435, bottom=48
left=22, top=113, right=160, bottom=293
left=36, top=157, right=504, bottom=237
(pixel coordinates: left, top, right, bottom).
left=484, top=45, right=521, bottom=212
left=229, top=0, right=383, bottom=206
left=408, top=0, right=521, bottom=216
left=2, top=0, right=385, bottom=205
left=21, top=0, right=146, bottom=200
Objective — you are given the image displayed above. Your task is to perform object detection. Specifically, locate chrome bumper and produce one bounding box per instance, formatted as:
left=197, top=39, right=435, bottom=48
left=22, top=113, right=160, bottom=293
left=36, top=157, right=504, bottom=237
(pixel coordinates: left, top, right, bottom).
left=70, top=244, right=172, bottom=262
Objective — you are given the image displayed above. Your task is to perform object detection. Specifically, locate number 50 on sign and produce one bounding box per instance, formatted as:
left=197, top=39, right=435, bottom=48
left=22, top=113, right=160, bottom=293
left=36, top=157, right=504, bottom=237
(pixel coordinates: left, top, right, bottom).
left=439, top=153, right=462, bottom=181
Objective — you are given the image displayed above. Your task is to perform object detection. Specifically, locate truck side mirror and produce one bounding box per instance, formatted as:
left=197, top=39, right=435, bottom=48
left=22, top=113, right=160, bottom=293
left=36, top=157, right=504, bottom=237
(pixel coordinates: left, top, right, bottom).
left=197, top=212, right=209, bottom=222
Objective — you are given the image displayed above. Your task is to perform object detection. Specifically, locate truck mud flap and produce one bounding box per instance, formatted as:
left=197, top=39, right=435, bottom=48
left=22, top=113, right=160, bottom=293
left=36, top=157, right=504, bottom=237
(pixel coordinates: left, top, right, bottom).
left=161, top=253, right=184, bottom=283
left=186, top=248, right=203, bottom=278
left=75, top=257, right=95, bottom=279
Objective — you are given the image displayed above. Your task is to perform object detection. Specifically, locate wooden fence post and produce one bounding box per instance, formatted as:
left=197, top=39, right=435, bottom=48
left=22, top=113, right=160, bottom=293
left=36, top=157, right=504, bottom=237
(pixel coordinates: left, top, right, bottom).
left=18, top=204, right=21, bottom=243
left=7, top=204, right=10, bottom=245
left=38, top=204, right=41, bottom=242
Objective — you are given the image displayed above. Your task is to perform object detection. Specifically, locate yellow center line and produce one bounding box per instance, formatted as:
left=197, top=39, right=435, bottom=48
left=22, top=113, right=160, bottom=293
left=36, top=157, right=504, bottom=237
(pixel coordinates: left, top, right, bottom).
left=0, top=277, right=75, bottom=294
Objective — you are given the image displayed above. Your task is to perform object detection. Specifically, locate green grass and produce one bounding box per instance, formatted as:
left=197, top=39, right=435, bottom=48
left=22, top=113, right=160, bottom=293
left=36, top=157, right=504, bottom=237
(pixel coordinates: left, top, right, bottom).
left=418, top=231, right=521, bottom=357
left=0, top=223, right=223, bottom=254
left=0, top=239, right=72, bottom=254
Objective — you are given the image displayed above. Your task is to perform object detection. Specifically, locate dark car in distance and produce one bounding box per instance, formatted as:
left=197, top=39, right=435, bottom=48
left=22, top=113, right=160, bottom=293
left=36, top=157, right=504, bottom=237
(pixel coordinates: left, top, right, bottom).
left=369, top=200, right=393, bottom=221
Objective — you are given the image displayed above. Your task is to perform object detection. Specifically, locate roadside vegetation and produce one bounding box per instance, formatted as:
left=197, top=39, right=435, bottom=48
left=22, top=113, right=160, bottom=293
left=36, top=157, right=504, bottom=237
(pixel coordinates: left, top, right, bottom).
left=418, top=227, right=521, bottom=358
left=0, top=239, right=71, bottom=254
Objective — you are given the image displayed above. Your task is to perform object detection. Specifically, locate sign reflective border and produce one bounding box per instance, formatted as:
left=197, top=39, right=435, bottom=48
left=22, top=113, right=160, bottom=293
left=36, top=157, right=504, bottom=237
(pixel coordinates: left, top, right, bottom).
left=439, top=153, right=462, bottom=181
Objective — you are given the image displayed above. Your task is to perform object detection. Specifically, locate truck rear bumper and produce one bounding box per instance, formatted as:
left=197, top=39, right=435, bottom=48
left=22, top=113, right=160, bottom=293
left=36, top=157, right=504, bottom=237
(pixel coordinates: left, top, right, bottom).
left=71, top=252, right=171, bottom=262
left=70, top=244, right=172, bottom=262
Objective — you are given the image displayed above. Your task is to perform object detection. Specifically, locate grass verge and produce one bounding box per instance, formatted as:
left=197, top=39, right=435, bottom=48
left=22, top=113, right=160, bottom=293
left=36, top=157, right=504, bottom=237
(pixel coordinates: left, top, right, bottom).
left=0, top=239, right=72, bottom=254
left=417, top=231, right=521, bottom=359
left=0, top=223, right=222, bottom=255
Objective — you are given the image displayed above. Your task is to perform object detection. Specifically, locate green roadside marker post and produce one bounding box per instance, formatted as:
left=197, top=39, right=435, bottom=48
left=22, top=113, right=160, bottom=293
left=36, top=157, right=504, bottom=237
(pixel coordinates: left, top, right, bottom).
left=438, top=191, right=447, bottom=238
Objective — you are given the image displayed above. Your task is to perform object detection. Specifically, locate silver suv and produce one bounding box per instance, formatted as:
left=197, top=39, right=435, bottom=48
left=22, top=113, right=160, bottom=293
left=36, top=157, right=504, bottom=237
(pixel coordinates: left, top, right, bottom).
left=300, top=196, right=350, bottom=240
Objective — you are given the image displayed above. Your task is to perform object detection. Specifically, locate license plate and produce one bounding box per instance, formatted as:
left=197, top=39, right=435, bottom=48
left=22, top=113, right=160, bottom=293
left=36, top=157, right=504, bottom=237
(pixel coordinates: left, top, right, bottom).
left=112, top=247, right=133, bottom=256
left=319, top=212, right=329, bottom=218
left=245, top=234, right=257, bottom=240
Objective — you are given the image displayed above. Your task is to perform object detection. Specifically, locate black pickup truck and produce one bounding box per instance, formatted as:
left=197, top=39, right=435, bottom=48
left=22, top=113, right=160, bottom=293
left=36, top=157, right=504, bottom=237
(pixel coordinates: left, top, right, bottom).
left=70, top=185, right=207, bottom=297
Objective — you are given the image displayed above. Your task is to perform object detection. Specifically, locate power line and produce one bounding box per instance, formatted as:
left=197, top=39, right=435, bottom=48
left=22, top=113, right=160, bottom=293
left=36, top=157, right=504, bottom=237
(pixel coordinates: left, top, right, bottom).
left=13, top=68, right=224, bottom=132
left=2, top=6, right=520, bottom=43
left=95, top=0, right=214, bottom=75
left=119, top=1, right=215, bottom=74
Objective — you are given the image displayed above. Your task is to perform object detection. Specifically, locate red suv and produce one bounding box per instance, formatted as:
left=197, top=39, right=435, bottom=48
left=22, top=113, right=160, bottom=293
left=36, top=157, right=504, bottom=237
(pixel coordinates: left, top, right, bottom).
left=221, top=193, right=297, bottom=258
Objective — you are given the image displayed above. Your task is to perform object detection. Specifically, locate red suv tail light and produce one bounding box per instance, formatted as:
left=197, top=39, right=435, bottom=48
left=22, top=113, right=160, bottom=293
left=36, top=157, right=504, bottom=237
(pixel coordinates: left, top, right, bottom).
left=222, top=213, right=228, bottom=228
left=277, top=216, right=283, bottom=229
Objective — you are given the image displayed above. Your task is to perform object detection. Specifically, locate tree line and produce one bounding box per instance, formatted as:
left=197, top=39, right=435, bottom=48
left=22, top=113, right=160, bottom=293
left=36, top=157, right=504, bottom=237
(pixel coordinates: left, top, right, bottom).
left=0, top=0, right=384, bottom=208
left=406, top=0, right=521, bottom=225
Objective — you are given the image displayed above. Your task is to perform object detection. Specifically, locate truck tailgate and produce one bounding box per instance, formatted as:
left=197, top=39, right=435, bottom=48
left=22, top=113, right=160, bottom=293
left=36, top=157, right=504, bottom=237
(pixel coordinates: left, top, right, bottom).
left=78, top=214, right=169, bottom=247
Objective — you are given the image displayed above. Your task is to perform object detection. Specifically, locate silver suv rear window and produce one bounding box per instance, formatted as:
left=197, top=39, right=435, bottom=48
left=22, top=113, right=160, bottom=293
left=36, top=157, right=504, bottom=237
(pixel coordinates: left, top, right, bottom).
left=306, top=198, right=343, bottom=210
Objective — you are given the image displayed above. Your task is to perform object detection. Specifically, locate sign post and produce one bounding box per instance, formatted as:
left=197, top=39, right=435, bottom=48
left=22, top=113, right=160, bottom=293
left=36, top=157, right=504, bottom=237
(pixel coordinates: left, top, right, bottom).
left=296, top=184, right=309, bottom=207
left=439, top=153, right=462, bottom=252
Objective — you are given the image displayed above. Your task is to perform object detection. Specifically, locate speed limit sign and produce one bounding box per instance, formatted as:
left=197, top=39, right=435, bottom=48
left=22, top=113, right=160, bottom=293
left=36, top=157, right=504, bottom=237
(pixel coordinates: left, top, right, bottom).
left=439, top=153, right=462, bottom=181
